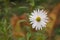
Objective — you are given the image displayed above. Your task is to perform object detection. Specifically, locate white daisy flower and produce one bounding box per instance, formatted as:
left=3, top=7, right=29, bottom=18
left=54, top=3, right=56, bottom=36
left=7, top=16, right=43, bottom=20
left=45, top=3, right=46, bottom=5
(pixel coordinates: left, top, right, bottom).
left=29, top=9, right=48, bottom=30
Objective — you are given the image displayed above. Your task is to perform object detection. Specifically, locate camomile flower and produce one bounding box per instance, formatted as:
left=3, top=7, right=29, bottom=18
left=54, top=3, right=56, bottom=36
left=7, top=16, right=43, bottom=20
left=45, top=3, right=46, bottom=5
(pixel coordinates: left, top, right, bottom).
left=29, top=9, right=48, bottom=30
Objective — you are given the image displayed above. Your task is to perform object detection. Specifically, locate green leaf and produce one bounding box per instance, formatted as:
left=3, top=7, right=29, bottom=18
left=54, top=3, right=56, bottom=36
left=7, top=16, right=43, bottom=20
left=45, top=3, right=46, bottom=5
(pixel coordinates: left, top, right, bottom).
left=26, top=32, right=31, bottom=40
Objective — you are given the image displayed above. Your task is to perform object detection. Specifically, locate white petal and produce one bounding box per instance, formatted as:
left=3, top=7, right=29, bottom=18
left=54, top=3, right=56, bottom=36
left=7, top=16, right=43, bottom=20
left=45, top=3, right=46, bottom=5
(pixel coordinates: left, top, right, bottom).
left=40, top=27, right=42, bottom=30
left=32, top=24, right=36, bottom=28
left=42, top=21, right=46, bottom=25
left=35, top=26, right=38, bottom=30
left=38, top=9, right=40, bottom=12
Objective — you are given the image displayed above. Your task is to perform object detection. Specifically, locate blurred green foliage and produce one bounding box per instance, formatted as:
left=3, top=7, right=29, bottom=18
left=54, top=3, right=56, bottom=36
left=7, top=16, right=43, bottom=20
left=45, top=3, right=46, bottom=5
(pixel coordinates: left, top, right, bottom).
left=0, top=0, right=60, bottom=40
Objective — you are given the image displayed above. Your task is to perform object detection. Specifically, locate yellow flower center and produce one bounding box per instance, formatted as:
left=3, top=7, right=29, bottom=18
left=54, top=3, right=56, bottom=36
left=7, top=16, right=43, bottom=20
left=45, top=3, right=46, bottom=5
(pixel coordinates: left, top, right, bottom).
left=36, top=16, right=41, bottom=22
